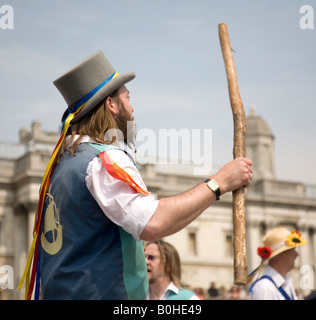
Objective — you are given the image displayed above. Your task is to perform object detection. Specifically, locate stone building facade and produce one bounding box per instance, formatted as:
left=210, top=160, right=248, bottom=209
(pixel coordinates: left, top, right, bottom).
left=160, top=108, right=316, bottom=297
left=0, top=112, right=315, bottom=299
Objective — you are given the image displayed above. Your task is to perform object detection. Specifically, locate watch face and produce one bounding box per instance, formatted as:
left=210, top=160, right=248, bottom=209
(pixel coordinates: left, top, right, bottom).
left=209, top=179, right=219, bottom=191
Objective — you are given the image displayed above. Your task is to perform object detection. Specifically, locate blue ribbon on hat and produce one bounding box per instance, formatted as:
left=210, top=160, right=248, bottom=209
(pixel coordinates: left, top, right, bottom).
left=61, top=71, right=119, bottom=132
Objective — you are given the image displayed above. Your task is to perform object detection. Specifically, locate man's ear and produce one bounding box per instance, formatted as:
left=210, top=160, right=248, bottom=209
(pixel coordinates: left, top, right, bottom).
left=105, top=96, right=119, bottom=115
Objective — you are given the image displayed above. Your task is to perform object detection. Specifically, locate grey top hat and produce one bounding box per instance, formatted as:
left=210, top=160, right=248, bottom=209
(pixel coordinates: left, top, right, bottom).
left=53, top=50, right=135, bottom=124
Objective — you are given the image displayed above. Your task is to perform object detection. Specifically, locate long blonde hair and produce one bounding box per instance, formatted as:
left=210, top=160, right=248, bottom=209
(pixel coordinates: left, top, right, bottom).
left=57, top=89, right=120, bottom=161
left=146, top=240, right=182, bottom=288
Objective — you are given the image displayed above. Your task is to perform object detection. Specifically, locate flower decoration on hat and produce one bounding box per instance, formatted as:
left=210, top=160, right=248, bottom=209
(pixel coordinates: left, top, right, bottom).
left=286, top=231, right=307, bottom=247
left=247, top=229, right=308, bottom=285
left=247, top=246, right=272, bottom=284
left=257, top=246, right=272, bottom=259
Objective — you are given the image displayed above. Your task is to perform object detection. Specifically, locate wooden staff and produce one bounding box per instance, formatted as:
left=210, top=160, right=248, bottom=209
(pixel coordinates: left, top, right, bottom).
left=218, top=22, right=247, bottom=285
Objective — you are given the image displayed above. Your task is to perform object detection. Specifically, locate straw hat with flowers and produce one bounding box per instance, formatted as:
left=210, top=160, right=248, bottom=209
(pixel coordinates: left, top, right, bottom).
left=247, top=227, right=307, bottom=283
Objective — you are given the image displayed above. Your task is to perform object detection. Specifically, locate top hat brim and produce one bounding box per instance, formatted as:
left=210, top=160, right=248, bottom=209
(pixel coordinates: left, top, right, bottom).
left=61, top=72, right=135, bottom=124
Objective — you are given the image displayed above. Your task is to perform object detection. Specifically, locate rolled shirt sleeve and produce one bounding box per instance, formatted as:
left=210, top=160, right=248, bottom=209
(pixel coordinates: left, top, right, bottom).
left=85, top=149, right=159, bottom=241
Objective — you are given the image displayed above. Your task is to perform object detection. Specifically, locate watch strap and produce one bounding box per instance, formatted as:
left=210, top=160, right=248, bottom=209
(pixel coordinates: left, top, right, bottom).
left=204, top=178, right=221, bottom=200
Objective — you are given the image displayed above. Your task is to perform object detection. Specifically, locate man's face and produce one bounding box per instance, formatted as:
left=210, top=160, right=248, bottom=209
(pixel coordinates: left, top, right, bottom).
left=113, top=86, right=135, bottom=144
left=283, top=248, right=299, bottom=271
left=116, top=85, right=134, bottom=118
left=145, top=243, right=166, bottom=284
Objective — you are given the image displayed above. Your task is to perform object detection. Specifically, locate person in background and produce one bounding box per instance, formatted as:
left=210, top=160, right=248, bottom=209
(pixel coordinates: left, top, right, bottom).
left=146, top=239, right=200, bottom=300
left=207, top=281, right=219, bottom=298
left=249, top=227, right=307, bottom=300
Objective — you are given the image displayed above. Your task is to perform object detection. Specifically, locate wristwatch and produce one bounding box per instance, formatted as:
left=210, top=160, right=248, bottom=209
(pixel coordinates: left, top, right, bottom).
left=204, top=179, right=221, bottom=200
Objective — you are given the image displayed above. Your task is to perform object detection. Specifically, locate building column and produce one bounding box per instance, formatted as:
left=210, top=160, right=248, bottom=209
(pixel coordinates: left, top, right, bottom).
left=246, top=219, right=262, bottom=274
left=310, top=228, right=316, bottom=290
left=14, top=204, right=28, bottom=299
left=299, top=227, right=310, bottom=266
left=14, top=202, right=37, bottom=299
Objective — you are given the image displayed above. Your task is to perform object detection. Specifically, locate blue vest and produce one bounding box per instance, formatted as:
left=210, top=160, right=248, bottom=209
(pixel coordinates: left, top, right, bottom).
left=40, top=143, right=148, bottom=300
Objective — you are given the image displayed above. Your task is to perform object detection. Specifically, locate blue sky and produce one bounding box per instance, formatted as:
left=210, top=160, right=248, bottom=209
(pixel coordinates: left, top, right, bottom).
left=0, top=1, right=315, bottom=184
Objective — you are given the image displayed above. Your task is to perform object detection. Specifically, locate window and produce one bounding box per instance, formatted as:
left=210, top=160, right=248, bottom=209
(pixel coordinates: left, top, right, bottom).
left=0, top=219, right=2, bottom=247
left=225, top=233, right=233, bottom=257
left=188, top=231, right=197, bottom=256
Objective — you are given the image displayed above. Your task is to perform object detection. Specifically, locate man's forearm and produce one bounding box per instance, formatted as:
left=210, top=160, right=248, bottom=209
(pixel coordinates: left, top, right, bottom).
left=140, top=182, right=216, bottom=241
left=140, top=157, right=252, bottom=241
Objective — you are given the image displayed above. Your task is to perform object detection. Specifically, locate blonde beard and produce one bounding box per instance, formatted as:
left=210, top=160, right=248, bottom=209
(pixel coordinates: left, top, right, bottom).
left=114, top=98, right=135, bottom=145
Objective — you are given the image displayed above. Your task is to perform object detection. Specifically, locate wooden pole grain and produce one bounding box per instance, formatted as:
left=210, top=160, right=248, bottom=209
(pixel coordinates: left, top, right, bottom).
left=218, top=22, right=247, bottom=285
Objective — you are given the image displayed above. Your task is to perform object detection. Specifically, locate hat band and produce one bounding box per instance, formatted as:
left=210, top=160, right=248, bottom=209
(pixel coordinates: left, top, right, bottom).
left=270, top=241, right=286, bottom=251
left=61, top=71, right=119, bottom=132
left=71, top=71, right=119, bottom=113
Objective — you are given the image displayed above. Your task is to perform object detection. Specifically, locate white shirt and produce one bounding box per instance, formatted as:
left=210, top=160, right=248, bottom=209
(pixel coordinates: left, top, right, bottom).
left=147, top=282, right=200, bottom=300
left=250, top=265, right=298, bottom=300
left=69, top=136, right=159, bottom=241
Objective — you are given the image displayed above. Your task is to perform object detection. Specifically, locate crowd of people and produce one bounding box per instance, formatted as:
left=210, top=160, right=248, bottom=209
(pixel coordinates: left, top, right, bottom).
left=192, top=283, right=249, bottom=300
left=186, top=283, right=308, bottom=300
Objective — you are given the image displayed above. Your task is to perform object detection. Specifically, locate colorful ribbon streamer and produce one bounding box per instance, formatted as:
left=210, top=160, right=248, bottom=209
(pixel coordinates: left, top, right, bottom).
left=99, top=151, right=150, bottom=195
left=246, top=259, right=265, bottom=284
left=18, top=71, right=119, bottom=299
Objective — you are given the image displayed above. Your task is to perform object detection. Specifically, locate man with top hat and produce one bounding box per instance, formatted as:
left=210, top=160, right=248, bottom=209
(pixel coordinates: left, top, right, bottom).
left=248, top=227, right=307, bottom=300
left=20, top=50, right=253, bottom=300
